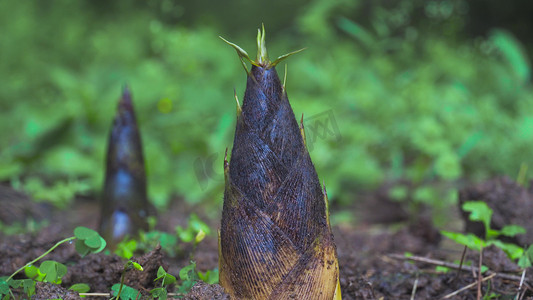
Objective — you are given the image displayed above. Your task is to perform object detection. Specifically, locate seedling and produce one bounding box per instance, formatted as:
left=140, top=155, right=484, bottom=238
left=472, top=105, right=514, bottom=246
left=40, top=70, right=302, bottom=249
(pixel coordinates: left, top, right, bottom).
left=150, top=266, right=176, bottom=300
left=0, top=226, right=104, bottom=299
left=24, top=260, right=67, bottom=284
left=176, top=262, right=198, bottom=294
left=441, top=201, right=531, bottom=267
left=110, top=260, right=144, bottom=300
left=106, top=262, right=212, bottom=300
left=197, top=268, right=219, bottom=285
left=114, top=213, right=210, bottom=259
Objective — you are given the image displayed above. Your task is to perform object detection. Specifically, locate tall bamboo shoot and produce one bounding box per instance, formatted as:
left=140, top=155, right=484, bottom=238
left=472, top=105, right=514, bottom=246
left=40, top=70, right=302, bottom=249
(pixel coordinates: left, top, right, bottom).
left=219, top=27, right=341, bottom=300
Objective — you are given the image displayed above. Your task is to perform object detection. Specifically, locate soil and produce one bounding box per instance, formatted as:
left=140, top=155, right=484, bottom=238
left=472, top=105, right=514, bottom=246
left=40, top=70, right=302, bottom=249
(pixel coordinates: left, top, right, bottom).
left=1, top=176, right=532, bottom=299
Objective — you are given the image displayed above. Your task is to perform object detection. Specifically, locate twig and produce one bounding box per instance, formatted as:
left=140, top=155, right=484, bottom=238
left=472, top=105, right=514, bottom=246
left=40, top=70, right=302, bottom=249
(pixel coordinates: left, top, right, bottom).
left=410, top=273, right=419, bottom=300
left=453, top=245, right=468, bottom=283
left=477, top=245, right=483, bottom=300
left=388, top=254, right=532, bottom=290
left=517, top=268, right=526, bottom=300
left=441, top=273, right=496, bottom=299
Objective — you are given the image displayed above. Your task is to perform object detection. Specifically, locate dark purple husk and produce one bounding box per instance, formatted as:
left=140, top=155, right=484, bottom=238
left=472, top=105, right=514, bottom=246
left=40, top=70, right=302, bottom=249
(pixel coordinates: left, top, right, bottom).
left=99, top=87, right=150, bottom=248
left=221, top=64, right=334, bottom=298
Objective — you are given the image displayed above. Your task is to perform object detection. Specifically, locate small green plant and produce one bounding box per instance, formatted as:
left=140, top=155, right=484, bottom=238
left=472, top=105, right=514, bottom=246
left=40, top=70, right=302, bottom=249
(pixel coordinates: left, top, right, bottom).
left=176, top=262, right=199, bottom=294
left=441, top=201, right=531, bottom=267
left=107, top=262, right=216, bottom=300
left=0, top=226, right=104, bottom=299
left=114, top=213, right=210, bottom=259
left=517, top=244, right=533, bottom=269
left=110, top=260, right=144, bottom=300
left=150, top=266, right=177, bottom=300
left=24, top=260, right=67, bottom=284
left=198, top=268, right=219, bottom=285
left=68, top=283, right=90, bottom=294
left=175, top=214, right=211, bottom=244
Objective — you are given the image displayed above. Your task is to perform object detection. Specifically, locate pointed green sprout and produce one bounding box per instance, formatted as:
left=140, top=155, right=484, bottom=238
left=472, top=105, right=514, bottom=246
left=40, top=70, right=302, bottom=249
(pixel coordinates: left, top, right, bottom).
left=219, top=25, right=306, bottom=70
left=256, top=24, right=268, bottom=65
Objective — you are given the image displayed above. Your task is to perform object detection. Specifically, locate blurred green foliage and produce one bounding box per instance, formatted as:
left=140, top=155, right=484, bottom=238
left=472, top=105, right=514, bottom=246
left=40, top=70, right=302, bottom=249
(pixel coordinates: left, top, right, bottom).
left=0, top=0, right=532, bottom=218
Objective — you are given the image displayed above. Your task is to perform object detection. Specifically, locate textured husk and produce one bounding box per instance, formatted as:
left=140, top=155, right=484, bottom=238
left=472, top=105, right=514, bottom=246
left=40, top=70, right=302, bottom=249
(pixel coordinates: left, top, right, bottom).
left=98, top=87, right=150, bottom=249
left=219, top=53, right=341, bottom=299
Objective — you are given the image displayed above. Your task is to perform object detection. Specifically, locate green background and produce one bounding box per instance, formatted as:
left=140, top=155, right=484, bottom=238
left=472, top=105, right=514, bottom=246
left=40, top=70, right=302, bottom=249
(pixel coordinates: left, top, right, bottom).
left=1, top=0, right=532, bottom=222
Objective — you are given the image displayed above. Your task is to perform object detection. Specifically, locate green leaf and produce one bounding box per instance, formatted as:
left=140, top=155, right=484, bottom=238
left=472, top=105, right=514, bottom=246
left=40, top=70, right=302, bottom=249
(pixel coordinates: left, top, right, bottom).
left=111, top=284, right=140, bottom=300
left=155, top=266, right=176, bottom=286
left=162, top=273, right=176, bottom=286
left=500, top=225, right=526, bottom=237
left=480, top=265, right=489, bottom=273
left=486, top=228, right=500, bottom=240
left=177, top=262, right=198, bottom=294
left=441, top=231, right=486, bottom=251
left=179, top=263, right=197, bottom=281
left=24, top=265, right=41, bottom=279
left=74, top=227, right=106, bottom=255
left=7, top=279, right=21, bottom=289
left=39, top=261, right=67, bottom=284
left=176, top=226, right=194, bottom=243
left=115, top=239, right=137, bottom=259
left=69, top=283, right=90, bottom=293
left=525, top=245, right=533, bottom=261
left=158, top=233, right=178, bottom=252
left=0, top=279, right=9, bottom=295
left=190, top=214, right=211, bottom=236
left=22, top=279, right=36, bottom=297
left=74, top=226, right=99, bottom=240
left=39, top=261, right=57, bottom=282
left=198, top=268, right=219, bottom=284
left=518, top=255, right=531, bottom=269
left=489, top=240, right=524, bottom=260
left=150, top=287, right=167, bottom=300
left=75, top=239, right=91, bottom=257
left=435, top=266, right=450, bottom=273
left=195, top=229, right=206, bottom=244
left=84, top=235, right=103, bottom=248
left=93, top=237, right=107, bottom=253
left=156, top=266, right=166, bottom=278
left=462, top=201, right=493, bottom=237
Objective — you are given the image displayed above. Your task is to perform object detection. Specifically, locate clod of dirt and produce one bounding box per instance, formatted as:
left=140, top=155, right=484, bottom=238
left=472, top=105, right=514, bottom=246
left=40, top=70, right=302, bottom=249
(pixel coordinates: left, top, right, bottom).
left=125, top=245, right=166, bottom=289
left=60, top=251, right=124, bottom=293
left=34, top=282, right=81, bottom=300
left=182, top=281, right=230, bottom=300
left=459, top=176, right=533, bottom=245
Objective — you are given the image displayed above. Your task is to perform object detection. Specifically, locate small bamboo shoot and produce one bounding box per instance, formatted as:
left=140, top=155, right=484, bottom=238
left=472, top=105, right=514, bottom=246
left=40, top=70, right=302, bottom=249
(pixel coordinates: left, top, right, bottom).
left=98, top=87, right=150, bottom=250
